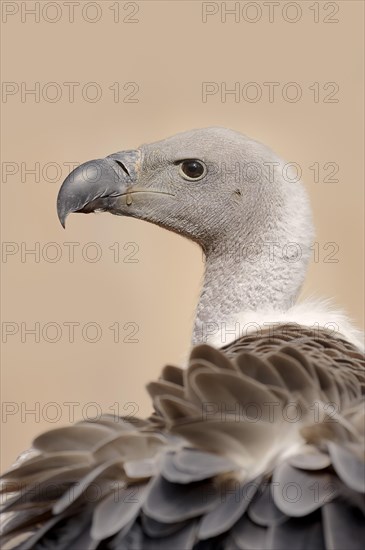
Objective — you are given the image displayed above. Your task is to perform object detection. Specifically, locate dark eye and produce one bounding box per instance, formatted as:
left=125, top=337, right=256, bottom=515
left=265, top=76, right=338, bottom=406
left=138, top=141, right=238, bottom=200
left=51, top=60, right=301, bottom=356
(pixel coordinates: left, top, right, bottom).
left=179, top=160, right=206, bottom=181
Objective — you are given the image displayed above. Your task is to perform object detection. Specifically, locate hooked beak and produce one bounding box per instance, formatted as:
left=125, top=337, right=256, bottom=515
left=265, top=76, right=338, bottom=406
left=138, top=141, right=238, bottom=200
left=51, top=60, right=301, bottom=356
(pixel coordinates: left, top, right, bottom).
left=57, top=150, right=141, bottom=227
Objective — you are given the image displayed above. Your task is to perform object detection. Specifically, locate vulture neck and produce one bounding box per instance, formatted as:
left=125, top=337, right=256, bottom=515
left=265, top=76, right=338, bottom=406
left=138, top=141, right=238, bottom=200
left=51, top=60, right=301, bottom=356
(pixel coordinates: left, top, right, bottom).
left=192, top=239, right=304, bottom=346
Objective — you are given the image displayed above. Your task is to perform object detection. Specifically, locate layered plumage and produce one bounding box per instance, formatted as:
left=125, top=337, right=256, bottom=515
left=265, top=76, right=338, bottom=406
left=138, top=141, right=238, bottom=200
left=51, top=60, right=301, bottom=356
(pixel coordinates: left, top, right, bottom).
left=1, top=326, right=364, bottom=549
left=1, top=128, right=364, bottom=548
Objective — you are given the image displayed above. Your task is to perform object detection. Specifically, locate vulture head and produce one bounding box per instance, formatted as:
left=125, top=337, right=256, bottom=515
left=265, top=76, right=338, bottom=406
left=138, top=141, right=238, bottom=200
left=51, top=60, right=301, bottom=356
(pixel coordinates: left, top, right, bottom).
left=58, top=127, right=313, bottom=248
left=57, top=127, right=314, bottom=343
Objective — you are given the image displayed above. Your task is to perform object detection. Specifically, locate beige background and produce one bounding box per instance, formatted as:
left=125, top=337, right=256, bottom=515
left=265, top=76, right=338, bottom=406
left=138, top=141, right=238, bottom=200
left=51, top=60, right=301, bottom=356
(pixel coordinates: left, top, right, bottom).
left=1, top=0, right=364, bottom=469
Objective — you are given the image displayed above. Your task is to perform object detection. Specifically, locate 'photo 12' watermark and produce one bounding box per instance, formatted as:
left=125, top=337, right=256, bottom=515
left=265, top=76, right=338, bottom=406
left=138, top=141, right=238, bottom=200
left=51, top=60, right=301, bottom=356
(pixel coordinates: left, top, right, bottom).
left=1, top=81, right=140, bottom=103
left=2, top=400, right=139, bottom=424
left=197, top=320, right=340, bottom=345
left=201, top=2, right=340, bottom=24
left=201, top=81, right=340, bottom=104
left=2, top=241, right=140, bottom=264
left=1, top=1, right=140, bottom=24
left=2, top=321, right=140, bottom=344
left=1, top=159, right=340, bottom=185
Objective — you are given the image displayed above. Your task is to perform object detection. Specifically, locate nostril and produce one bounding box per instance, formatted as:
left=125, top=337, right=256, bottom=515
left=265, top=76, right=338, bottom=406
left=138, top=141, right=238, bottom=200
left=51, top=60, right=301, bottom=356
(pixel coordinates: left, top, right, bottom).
left=114, top=160, right=130, bottom=177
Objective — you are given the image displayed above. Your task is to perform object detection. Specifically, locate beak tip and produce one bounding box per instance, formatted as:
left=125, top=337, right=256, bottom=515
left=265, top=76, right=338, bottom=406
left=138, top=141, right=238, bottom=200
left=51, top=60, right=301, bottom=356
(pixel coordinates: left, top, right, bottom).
left=57, top=200, right=67, bottom=228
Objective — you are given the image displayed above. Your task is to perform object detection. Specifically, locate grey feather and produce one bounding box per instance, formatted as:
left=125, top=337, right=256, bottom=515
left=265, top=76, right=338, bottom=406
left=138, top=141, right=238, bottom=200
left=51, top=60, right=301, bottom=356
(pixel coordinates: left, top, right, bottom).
left=272, top=463, right=338, bottom=516
left=143, top=474, right=219, bottom=523
left=247, top=483, right=286, bottom=526
left=198, top=480, right=259, bottom=540
left=267, top=515, right=325, bottom=550
left=289, top=450, right=332, bottom=471
left=91, top=484, right=148, bottom=540
left=231, top=516, right=268, bottom=550
left=322, top=500, right=365, bottom=550
left=327, top=442, right=365, bottom=493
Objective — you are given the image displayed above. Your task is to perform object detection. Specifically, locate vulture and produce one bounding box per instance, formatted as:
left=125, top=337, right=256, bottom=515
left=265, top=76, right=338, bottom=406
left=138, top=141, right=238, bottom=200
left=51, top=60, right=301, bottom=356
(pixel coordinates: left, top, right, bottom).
left=1, top=127, right=364, bottom=550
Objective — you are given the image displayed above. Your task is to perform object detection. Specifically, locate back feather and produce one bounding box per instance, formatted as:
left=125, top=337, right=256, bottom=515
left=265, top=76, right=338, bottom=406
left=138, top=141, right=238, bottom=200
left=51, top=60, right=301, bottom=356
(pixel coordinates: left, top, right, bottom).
left=1, top=325, right=364, bottom=550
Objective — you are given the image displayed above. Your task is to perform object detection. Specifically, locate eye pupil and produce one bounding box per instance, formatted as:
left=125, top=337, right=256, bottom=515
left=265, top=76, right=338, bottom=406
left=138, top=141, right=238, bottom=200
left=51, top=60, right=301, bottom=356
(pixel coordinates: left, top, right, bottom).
left=181, top=160, right=205, bottom=179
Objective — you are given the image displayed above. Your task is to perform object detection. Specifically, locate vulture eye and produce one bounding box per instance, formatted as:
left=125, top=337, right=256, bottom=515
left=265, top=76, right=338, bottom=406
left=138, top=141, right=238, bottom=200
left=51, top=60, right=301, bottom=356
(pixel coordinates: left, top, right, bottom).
left=179, top=160, right=206, bottom=181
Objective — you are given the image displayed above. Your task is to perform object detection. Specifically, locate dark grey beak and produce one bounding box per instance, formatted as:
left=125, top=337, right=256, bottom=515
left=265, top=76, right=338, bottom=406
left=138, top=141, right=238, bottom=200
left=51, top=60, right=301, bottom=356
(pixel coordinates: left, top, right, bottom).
left=57, top=150, right=140, bottom=227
